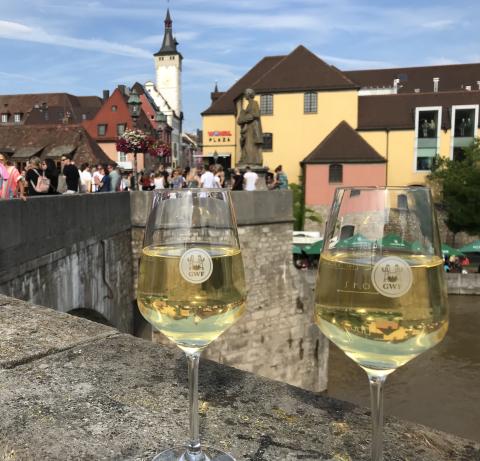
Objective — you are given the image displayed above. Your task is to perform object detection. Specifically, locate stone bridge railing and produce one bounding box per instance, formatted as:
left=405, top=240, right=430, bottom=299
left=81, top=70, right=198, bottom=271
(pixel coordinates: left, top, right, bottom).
left=0, top=295, right=477, bottom=460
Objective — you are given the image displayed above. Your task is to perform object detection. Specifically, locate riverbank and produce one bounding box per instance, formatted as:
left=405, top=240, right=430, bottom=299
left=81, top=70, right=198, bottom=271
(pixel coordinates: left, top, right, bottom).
left=446, top=273, right=480, bottom=295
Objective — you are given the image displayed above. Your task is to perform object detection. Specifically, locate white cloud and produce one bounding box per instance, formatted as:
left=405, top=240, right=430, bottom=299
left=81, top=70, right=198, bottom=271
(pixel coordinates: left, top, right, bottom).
left=320, top=54, right=394, bottom=70
left=0, top=20, right=151, bottom=58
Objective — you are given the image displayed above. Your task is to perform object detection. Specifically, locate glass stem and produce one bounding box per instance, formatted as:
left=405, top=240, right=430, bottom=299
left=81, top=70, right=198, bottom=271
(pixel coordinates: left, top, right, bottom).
left=186, top=352, right=202, bottom=460
left=368, top=373, right=387, bottom=461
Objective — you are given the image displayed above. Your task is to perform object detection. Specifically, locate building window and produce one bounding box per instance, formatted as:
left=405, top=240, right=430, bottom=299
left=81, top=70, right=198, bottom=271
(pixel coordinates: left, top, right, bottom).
left=14, top=113, right=21, bottom=123
left=82, top=114, right=87, bottom=120
left=117, top=123, right=126, bottom=136
left=452, top=105, right=478, bottom=161
left=118, top=151, right=127, bottom=163
left=329, top=164, right=343, bottom=183
left=263, top=133, right=273, bottom=151
left=304, top=92, right=317, bottom=113
left=260, top=94, right=273, bottom=115
left=350, top=189, right=361, bottom=197
left=111, top=105, right=118, bottom=112
left=97, top=124, right=107, bottom=136
left=1, top=114, right=8, bottom=123
left=415, top=107, right=441, bottom=171
left=397, top=194, right=408, bottom=210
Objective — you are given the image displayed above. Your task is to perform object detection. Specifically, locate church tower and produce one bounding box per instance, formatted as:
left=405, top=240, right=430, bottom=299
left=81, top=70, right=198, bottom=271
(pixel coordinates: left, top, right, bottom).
left=153, top=9, right=182, bottom=118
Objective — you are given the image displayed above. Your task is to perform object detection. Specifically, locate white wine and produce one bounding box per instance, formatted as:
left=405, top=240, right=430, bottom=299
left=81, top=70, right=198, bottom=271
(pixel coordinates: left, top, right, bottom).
left=137, top=245, right=246, bottom=353
left=315, top=252, right=448, bottom=374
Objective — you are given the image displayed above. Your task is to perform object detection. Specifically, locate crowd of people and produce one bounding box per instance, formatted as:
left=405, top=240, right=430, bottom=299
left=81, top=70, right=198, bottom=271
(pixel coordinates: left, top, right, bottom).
left=444, top=255, right=473, bottom=274
left=0, top=153, right=290, bottom=200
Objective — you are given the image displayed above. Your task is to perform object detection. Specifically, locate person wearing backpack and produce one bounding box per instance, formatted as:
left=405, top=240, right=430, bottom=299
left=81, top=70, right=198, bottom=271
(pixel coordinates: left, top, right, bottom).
left=26, top=156, right=50, bottom=196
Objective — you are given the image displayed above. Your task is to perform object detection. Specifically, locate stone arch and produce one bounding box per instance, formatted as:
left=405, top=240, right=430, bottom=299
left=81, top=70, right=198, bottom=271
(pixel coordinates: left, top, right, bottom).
left=68, top=308, right=113, bottom=327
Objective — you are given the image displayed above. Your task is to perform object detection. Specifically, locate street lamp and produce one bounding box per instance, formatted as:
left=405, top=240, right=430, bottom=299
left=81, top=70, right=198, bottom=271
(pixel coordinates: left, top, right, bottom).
left=127, top=88, right=142, bottom=190
left=155, top=111, right=169, bottom=168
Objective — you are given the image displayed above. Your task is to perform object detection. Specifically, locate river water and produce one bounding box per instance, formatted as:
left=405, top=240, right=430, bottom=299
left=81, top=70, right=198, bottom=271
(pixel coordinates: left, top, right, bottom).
left=326, top=295, right=480, bottom=442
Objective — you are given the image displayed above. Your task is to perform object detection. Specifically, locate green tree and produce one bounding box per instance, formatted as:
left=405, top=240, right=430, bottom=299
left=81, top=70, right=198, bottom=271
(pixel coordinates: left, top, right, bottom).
left=428, top=138, right=480, bottom=242
left=290, top=179, right=322, bottom=231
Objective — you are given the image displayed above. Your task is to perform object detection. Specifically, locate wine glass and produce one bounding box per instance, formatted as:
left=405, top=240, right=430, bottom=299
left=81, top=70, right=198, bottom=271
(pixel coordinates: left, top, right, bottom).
left=314, top=187, right=448, bottom=461
left=137, top=189, right=246, bottom=461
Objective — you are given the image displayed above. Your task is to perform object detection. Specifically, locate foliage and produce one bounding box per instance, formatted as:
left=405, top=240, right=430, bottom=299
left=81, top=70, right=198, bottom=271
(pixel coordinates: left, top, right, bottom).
left=428, top=138, right=480, bottom=235
left=290, top=179, right=322, bottom=231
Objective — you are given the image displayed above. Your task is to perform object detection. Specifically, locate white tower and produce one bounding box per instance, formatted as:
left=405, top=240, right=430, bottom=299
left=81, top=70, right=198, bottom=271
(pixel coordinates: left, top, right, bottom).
left=146, top=9, right=183, bottom=165
left=154, top=9, right=182, bottom=118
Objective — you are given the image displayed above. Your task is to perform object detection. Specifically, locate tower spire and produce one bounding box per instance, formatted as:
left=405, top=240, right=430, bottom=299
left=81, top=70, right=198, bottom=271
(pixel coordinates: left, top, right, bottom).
left=155, top=8, right=178, bottom=55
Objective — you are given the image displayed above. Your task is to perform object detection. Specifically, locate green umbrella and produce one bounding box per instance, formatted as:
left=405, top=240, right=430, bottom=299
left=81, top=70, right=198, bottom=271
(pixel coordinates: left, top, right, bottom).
left=292, top=245, right=303, bottom=255
left=441, top=244, right=465, bottom=257
left=379, top=234, right=412, bottom=250
left=335, top=234, right=373, bottom=249
left=459, top=240, right=480, bottom=253
left=303, top=239, right=324, bottom=255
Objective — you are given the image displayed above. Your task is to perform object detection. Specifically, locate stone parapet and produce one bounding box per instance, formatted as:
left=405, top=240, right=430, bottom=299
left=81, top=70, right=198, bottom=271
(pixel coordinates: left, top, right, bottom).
left=446, top=273, right=480, bottom=295
left=0, top=295, right=478, bottom=461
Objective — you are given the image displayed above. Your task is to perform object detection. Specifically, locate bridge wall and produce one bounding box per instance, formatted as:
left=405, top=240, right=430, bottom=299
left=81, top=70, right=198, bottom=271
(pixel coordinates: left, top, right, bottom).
left=0, top=193, right=134, bottom=332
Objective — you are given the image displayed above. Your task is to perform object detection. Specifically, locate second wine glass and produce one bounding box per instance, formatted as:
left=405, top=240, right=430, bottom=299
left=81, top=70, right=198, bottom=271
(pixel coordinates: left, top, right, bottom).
left=314, top=187, right=448, bottom=461
left=137, top=189, right=246, bottom=461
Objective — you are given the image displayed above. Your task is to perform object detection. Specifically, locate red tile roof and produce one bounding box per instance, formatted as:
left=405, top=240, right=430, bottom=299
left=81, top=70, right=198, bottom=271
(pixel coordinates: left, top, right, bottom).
left=345, top=62, right=480, bottom=93
left=0, top=93, right=101, bottom=124
left=302, top=121, right=385, bottom=164
left=357, top=90, right=480, bottom=131
left=0, top=125, right=111, bottom=165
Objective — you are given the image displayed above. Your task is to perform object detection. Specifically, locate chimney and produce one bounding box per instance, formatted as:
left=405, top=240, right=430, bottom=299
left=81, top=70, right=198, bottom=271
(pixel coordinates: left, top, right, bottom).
left=117, top=84, right=126, bottom=95
left=103, top=90, right=110, bottom=101
left=393, top=78, right=400, bottom=92
left=433, top=77, right=439, bottom=93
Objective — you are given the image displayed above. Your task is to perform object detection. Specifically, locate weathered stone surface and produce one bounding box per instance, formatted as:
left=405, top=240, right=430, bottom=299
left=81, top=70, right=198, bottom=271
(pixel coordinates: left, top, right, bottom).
left=0, top=296, right=478, bottom=461
left=0, top=295, right=116, bottom=369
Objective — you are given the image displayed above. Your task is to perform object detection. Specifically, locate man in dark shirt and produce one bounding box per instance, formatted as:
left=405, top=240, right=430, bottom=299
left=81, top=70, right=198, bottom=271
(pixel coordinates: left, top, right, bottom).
left=61, top=156, right=80, bottom=193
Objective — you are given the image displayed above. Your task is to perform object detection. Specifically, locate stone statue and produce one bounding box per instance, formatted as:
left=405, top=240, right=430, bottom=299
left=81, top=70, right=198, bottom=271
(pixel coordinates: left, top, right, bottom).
left=237, top=88, right=263, bottom=165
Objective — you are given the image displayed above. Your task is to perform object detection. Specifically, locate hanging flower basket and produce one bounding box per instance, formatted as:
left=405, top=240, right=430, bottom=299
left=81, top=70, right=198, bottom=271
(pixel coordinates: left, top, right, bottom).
left=116, top=129, right=150, bottom=154
left=147, top=140, right=172, bottom=158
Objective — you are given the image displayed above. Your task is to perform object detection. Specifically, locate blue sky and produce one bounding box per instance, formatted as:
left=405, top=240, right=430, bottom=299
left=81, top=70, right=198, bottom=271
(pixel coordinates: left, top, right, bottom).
left=1, top=0, right=480, bottom=131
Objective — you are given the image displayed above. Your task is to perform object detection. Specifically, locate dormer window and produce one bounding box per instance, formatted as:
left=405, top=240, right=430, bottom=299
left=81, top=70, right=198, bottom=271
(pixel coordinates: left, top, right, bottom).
left=14, top=113, right=22, bottom=123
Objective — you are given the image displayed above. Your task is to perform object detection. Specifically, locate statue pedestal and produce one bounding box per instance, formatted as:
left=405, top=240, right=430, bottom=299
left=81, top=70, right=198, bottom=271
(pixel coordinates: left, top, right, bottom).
left=237, top=165, right=269, bottom=191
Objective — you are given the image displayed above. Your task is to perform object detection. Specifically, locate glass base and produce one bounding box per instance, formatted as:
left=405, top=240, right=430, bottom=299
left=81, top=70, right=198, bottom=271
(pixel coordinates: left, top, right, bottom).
left=152, top=447, right=235, bottom=461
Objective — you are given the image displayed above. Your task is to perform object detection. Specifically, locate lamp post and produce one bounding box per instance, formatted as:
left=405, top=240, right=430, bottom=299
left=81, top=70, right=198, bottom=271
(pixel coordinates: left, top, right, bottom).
left=127, top=88, right=142, bottom=190
left=155, top=111, right=168, bottom=167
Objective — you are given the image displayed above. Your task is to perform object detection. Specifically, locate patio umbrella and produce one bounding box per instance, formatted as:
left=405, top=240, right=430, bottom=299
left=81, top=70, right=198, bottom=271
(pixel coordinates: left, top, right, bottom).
left=459, top=240, right=480, bottom=253
left=441, top=244, right=465, bottom=257
left=292, top=245, right=303, bottom=255
left=379, top=234, right=413, bottom=251
left=335, top=234, right=373, bottom=249
left=303, top=239, right=324, bottom=255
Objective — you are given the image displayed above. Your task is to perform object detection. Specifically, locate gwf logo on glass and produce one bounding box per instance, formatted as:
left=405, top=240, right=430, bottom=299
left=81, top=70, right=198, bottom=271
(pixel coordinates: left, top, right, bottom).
left=371, top=256, right=412, bottom=298
left=179, top=248, right=213, bottom=284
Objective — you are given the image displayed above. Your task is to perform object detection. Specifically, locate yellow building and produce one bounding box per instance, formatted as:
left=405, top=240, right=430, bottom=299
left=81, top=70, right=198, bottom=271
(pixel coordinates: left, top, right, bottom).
left=201, top=45, right=480, bottom=188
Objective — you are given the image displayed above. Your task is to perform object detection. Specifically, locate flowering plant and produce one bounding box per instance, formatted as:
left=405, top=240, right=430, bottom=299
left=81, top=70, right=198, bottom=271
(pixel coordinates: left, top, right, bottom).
left=116, top=129, right=150, bottom=154
left=147, top=139, right=171, bottom=158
